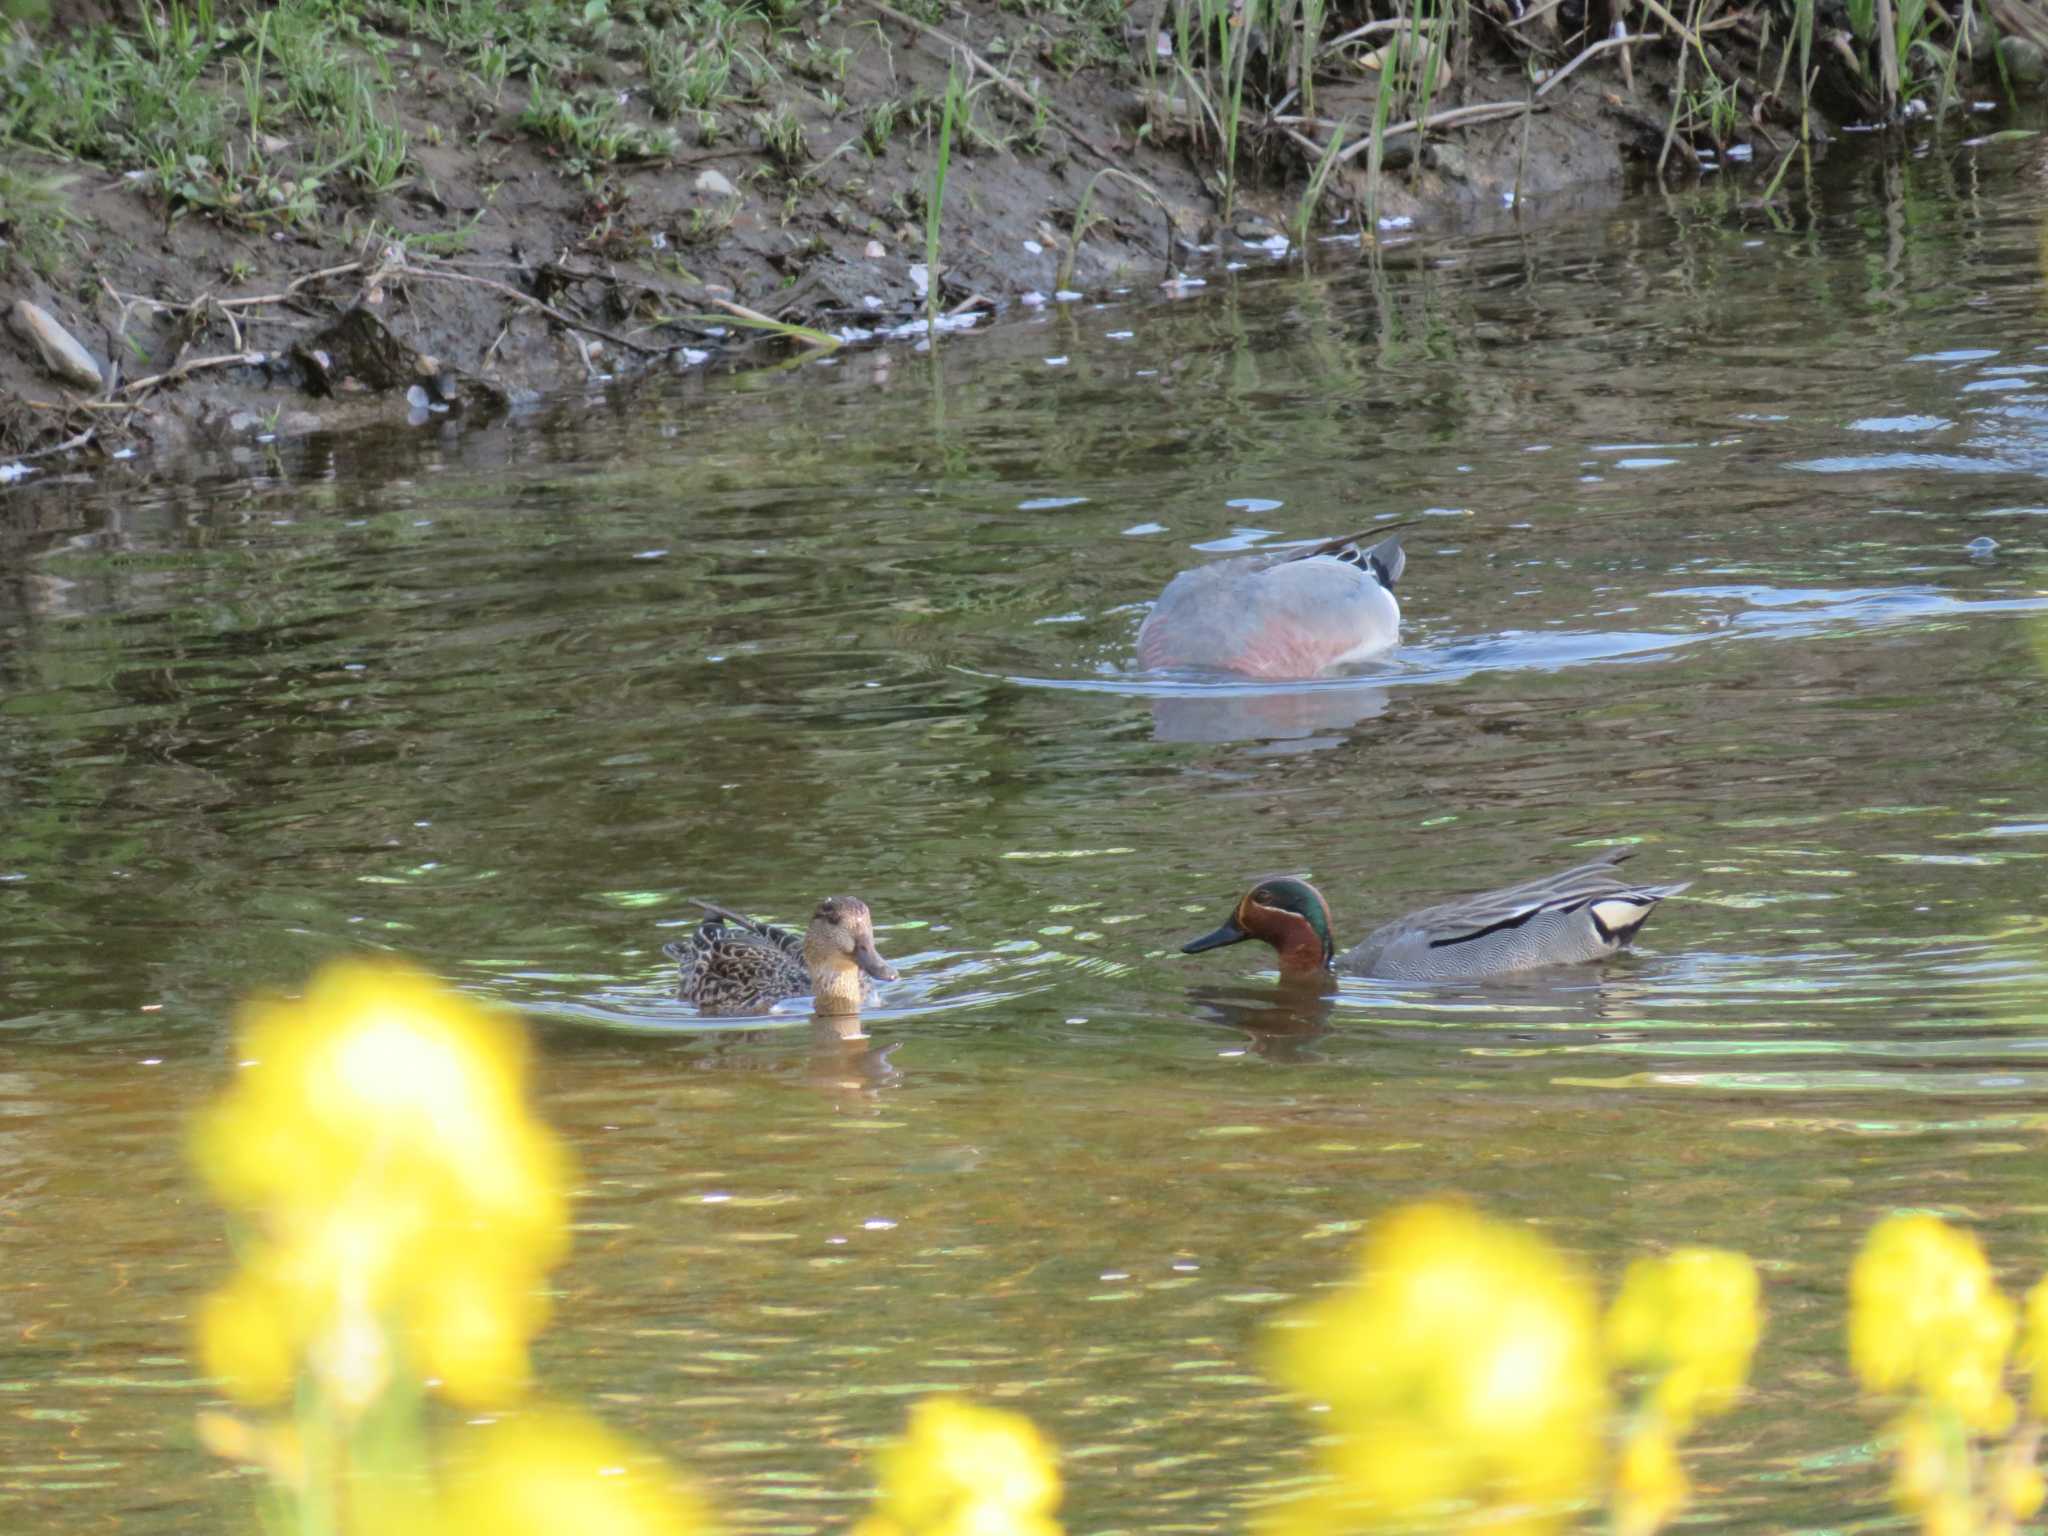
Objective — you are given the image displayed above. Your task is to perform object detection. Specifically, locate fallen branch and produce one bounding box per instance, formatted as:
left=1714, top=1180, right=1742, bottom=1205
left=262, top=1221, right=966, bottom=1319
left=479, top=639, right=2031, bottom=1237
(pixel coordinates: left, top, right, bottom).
left=1332, top=99, right=1537, bottom=163
left=108, top=261, right=366, bottom=319
left=852, top=0, right=1122, bottom=164
left=8, top=427, right=97, bottom=461
left=25, top=397, right=137, bottom=413
left=1507, top=0, right=1570, bottom=28
left=121, top=351, right=268, bottom=396
left=1319, top=18, right=1407, bottom=51
left=1633, top=0, right=1711, bottom=54
left=1279, top=124, right=1327, bottom=158
left=1537, top=32, right=1660, bottom=96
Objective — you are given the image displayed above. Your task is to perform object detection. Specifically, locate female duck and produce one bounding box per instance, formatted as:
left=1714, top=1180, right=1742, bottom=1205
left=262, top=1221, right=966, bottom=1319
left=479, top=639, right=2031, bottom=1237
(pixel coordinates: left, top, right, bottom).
left=667, top=895, right=897, bottom=1014
left=1137, top=530, right=1406, bottom=678
left=1181, top=849, right=1688, bottom=983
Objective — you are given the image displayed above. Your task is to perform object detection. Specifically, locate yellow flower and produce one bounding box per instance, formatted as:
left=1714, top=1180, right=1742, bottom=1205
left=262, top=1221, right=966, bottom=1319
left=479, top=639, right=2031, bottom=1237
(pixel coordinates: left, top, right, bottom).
left=1890, top=1409, right=1952, bottom=1511
left=190, top=961, right=573, bottom=1409
left=1991, top=1455, right=2046, bottom=1523
left=2018, top=1275, right=2048, bottom=1418
left=1850, top=1215, right=2015, bottom=1433
left=441, top=1406, right=713, bottom=1535
left=1612, top=1426, right=1689, bottom=1536
left=196, top=1266, right=298, bottom=1405
left=1606, top=1248, right=1762, bottom=1431
left=1919, top=1493, right=1978, bottom=1536
left=1263, top=1203, right=1607, bottom=1534
left=853, top=1397, right=1063, bottom=1536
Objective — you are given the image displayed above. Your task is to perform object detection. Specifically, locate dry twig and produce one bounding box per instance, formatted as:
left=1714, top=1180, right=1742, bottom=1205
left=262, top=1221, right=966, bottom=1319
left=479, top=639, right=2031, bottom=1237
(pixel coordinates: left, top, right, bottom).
left=121, top=351, right=269, bottom=396
left=1333, top=99, right=1535, bottom=162
left=1538, top=31, right=1660, bottom=95
left=8, top=427, right=98, bottom=461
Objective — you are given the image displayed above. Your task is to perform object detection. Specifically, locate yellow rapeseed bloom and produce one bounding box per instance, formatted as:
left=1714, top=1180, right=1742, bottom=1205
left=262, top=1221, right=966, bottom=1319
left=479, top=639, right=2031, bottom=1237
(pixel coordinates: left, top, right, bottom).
left=1850, top=1215, right=2016, bottom=1433
left=2018, top=1275, right=2048, bottom=1418
left=191, top=960, right=573, bottom=1409
left=1612, top=1425, right=1689, bottom=1536
left=1991, top=1455, right=2047, bottom=1523
left=853, top=1397, right=1064, bottom=1536
left=1605, top=1248, right=1762, bottom=1431
left=1889, top=1409, right=1951, bottom=1512
left=441, top=1406, right=713, bottom=1535
left=1263, top=1203, right=1607, bottom=1535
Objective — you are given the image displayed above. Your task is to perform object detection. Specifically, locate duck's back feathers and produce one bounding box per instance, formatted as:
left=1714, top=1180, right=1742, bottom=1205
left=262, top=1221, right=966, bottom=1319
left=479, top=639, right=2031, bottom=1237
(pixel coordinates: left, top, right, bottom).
left=1136, top=532, right=1405, bottom=677
left=1339, top=849, right=1690, bottom=982
left=667, top=900, right=809, bottom=1011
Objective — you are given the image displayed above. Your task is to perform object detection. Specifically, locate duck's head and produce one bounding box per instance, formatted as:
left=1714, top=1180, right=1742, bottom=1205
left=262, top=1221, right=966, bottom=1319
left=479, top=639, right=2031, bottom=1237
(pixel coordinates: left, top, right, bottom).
left=802, top=895, right=898, bottom=1013
left=1181, top=876, right=1335, bottom=976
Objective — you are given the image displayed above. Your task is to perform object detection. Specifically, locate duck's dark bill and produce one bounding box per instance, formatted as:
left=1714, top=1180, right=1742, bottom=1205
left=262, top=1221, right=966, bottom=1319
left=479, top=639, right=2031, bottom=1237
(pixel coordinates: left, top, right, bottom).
left=1182, top=919, right=1250, bottom=954
left=854, top=937, right=899, bottom=981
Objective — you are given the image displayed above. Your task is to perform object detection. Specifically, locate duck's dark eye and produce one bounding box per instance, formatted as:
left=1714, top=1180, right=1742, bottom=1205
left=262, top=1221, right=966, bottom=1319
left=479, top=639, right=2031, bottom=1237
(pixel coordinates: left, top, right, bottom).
left=1253, top=887, right=1274, bottom=905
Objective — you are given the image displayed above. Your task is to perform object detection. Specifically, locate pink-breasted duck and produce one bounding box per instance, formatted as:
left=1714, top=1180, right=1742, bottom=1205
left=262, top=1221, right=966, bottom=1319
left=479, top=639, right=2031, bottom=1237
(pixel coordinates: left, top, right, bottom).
left=1136, top=530, right=1405, bottom=678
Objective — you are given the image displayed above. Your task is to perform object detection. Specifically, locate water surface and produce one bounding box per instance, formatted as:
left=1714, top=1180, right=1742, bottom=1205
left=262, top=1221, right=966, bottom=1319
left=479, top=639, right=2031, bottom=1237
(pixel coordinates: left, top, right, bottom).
left=7, top=135, right=2048, bottom=1532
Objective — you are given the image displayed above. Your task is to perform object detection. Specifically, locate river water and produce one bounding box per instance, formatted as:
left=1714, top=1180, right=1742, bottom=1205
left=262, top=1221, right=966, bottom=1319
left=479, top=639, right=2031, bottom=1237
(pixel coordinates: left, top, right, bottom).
left=6, top=134, right=2048, bottom=1531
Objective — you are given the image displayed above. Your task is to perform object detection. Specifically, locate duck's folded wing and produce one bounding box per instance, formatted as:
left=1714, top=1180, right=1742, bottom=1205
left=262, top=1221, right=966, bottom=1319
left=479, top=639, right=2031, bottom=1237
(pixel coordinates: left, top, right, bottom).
left=688, top=899, right=803, bottom=958
left=1409, top=851, right=1690, bottom=950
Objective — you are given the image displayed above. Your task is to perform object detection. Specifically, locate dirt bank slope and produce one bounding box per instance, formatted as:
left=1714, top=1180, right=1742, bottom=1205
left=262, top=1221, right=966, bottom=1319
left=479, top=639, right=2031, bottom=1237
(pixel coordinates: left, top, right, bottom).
left=0, top=0, right=1987, bottom=474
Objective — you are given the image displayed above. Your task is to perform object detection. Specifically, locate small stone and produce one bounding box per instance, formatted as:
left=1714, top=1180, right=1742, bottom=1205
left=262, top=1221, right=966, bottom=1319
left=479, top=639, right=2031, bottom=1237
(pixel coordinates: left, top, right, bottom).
left=864, top=239, right=886, bottom=260
left=405, top=384, right=430, bottom=409
left=694, top=168, right=738, bottom=198
left=1427, top=142, right=1472, bottom=182
left=228, top=410, right=262, bottom=433
left=257, top=133, right=291, bottom=157
left=9, top=300, right=103, bottom=390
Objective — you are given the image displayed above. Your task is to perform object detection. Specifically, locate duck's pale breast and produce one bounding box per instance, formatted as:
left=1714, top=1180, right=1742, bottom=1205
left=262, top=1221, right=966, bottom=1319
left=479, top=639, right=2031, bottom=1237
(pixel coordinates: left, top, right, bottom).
left=1137, top=557, right=1399, bottom=678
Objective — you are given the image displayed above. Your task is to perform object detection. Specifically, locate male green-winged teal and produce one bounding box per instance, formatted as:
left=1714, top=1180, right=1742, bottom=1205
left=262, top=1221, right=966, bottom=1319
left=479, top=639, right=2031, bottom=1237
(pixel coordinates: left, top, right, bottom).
left=1137, top=530, right=1406, bottom=678
left=1181, top=849, right=1689, bottom=983
left=665, top=896, right=897, bottom=1014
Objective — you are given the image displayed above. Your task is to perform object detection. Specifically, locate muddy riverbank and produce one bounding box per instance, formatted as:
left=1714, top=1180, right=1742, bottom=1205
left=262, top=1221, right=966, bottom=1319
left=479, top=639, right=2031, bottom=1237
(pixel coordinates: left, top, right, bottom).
left=0, top=0, right=2023, bottom=475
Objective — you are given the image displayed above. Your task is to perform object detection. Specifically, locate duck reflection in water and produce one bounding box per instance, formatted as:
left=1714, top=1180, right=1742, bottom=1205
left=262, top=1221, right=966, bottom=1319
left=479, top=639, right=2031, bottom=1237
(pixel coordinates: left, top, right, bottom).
left=1183, top=982, right=1340, bottom=1061
left=1146, top=679, right=1391, bottom=746
left=805, top=1012, right=904, bottom=1097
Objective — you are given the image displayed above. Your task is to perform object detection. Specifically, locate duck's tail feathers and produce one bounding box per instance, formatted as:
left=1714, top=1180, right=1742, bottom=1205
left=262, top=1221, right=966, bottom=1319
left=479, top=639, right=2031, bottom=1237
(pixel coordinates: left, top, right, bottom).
left=1589, top=878, right=1690, bottom=944
left=688, top=898, right=761, bottom=930
left=1304, top=528, right=1407, bottom=589
left=1302, top=524, right=1417, bottom=589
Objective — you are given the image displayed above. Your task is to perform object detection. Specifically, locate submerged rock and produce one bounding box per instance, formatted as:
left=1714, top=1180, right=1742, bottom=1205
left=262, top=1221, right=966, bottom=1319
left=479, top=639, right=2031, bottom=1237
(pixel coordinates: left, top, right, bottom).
left=9, top=300, right=103, bottom=391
